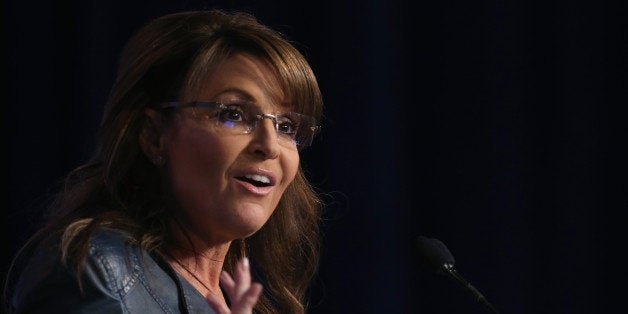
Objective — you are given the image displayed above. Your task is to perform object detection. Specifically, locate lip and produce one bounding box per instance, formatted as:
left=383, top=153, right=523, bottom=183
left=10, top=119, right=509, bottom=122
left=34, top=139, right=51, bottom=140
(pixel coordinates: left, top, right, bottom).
left=233, top=168, right=277, bottom=196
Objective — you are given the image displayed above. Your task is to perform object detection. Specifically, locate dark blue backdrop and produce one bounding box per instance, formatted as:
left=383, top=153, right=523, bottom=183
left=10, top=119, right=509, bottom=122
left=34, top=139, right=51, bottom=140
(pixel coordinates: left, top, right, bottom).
left=3, top=1, right=626, bottom=313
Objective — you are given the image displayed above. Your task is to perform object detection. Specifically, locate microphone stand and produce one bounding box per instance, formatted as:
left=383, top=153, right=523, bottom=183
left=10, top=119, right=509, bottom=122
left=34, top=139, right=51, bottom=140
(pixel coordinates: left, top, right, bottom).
left=442, top=263, right=500, bottom=314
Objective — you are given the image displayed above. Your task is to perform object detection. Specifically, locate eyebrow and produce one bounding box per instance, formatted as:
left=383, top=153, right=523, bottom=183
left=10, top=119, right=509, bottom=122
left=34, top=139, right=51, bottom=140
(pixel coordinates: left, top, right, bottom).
left=214, top=87, right=255, bottom=102
left=216, top=87, right=294, bottom=112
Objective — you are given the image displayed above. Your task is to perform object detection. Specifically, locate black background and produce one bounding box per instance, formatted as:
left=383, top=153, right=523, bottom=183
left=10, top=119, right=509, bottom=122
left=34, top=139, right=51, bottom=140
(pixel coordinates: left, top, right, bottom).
left=3, top=1, right=627, bottom=313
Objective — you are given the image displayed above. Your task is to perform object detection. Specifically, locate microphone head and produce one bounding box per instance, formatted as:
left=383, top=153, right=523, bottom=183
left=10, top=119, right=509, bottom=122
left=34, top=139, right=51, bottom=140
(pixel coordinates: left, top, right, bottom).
left=413, top=236, right=455, bottom=273
left=413, top=236, right=500, bottom=313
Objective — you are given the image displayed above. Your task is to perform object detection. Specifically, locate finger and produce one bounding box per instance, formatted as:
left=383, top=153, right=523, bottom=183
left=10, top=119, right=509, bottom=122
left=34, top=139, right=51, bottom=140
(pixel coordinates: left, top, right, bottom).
left=233, top=257, right=251, bottom=296
left=219, top=270, right=236, bottom=297
left=205, top=291, right=230, bottom=314
left=230, top=283, right=263, bottom=314
left=245, top=282, right=263, bottom=302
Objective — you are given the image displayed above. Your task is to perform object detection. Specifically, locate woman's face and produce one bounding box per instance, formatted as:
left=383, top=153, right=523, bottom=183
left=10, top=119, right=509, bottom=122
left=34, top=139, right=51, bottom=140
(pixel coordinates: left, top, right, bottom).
left=161, top=53, right=299, bottom=243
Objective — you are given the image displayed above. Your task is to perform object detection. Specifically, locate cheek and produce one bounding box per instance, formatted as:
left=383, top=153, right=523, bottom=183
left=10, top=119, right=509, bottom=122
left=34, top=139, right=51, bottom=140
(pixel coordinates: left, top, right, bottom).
left=279, top=151, right=300, bottom=193
left=164, top=126, right=231, bottom=190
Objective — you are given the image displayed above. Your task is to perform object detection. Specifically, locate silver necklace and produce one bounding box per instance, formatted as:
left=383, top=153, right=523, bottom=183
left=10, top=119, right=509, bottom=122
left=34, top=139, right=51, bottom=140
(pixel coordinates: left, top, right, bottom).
left=171, top=257, right=218, bottom=297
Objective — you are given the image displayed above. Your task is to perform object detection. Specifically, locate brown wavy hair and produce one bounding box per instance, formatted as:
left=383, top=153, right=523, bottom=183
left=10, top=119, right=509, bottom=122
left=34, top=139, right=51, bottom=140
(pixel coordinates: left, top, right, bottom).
left=5, top=9, right=323, bottom=314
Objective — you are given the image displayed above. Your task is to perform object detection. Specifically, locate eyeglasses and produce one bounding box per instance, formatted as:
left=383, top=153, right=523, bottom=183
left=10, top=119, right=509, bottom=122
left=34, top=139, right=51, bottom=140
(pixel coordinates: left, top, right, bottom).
left=157, top=100, right=320, bottom=149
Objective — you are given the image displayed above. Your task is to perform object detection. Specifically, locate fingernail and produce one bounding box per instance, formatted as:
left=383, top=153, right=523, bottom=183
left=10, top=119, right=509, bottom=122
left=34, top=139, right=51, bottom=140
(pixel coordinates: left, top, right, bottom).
left=243, top=257, right=249, bottom=269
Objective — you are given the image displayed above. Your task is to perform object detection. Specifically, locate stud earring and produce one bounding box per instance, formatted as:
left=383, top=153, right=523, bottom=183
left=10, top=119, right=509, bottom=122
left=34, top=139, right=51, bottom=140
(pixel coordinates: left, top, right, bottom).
left=151, top=155, right=165, bottom=166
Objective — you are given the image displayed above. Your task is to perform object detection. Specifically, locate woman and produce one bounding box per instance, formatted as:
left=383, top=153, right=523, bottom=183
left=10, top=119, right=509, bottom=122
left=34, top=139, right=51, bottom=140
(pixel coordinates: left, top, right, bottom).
left=4, top=9, right=323, bottom=314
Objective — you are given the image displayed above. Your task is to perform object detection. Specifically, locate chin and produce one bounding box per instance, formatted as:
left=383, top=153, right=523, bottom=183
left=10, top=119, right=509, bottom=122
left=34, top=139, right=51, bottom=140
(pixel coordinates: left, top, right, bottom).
left=240, top=220, right=269, bottom=238
left=222, top=203, right=274, bottom=238
left=225, top=216, right=268, bottom=239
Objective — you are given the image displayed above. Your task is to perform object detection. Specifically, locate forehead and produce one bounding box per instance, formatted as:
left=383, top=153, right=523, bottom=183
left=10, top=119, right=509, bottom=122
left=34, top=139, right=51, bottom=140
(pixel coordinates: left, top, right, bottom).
left=184, top=53, right=288, bottom=110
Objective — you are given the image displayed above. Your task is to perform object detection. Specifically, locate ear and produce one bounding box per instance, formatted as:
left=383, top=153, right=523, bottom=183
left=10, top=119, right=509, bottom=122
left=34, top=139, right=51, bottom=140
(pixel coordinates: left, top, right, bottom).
left=139, top=108, right=167, bottom=165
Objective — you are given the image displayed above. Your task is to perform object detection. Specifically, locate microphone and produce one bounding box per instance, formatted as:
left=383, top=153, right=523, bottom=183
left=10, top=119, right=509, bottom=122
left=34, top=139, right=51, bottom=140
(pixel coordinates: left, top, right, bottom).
left=413, top=236, right=499, bottom=313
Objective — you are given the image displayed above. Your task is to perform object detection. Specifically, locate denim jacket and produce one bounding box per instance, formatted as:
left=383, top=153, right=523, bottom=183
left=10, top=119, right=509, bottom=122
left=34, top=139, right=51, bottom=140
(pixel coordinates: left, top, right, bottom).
left=11, top=228, right=217, bottom=313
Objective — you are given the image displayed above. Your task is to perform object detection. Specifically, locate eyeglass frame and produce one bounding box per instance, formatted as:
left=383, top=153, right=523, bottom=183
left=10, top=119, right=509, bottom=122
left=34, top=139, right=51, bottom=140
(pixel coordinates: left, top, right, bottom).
left=155, top=100, right=321, bottom=148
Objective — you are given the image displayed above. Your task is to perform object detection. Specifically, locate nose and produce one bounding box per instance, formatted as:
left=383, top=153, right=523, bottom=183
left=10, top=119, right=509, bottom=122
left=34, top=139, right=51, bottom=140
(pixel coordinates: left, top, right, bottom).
left=248, top=115, right=280, bottom=159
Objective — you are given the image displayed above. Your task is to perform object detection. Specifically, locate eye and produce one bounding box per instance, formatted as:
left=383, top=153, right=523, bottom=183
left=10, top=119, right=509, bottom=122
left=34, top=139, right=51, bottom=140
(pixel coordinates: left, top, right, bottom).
left=217, top=104, right=247, bottom=123
left=276, top=115, right=299, bottom=138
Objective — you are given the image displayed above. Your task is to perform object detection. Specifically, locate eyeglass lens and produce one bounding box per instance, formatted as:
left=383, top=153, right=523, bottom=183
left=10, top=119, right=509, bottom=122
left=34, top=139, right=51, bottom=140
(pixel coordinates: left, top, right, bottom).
left=190, top=101, right=317, bottom=147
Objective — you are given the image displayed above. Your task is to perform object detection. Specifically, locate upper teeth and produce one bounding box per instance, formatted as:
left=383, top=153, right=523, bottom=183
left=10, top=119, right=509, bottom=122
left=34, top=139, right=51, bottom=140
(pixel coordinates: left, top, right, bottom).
left=244, top=174, right=270, bottom=184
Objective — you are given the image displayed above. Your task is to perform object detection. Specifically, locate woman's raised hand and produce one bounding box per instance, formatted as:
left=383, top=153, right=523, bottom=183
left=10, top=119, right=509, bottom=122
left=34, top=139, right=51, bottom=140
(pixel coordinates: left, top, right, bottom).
left=206, top=257, right=263, bottom=314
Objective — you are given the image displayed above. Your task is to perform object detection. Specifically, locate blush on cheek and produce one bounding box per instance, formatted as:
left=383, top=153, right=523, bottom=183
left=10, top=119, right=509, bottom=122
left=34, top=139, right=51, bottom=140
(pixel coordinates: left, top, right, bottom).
left=165, top=124, right=227, bottom=195
left=282, top=151, right=300, bottom=184
left=170, top=123, right=230, bottom=163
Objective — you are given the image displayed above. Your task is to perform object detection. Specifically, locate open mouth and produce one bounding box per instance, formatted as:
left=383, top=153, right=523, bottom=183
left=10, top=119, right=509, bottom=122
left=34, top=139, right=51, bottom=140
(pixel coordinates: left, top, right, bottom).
left=236, top=174, right=271, bottom=187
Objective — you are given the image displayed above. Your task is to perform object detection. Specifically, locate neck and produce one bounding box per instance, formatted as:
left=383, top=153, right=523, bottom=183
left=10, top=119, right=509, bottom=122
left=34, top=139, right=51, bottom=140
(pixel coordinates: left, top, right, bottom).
left=166, top=219, right=232, bottom=300
left=167, top=247, right=232, bottom=308
left=170, top=253, right=224, bottom=297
